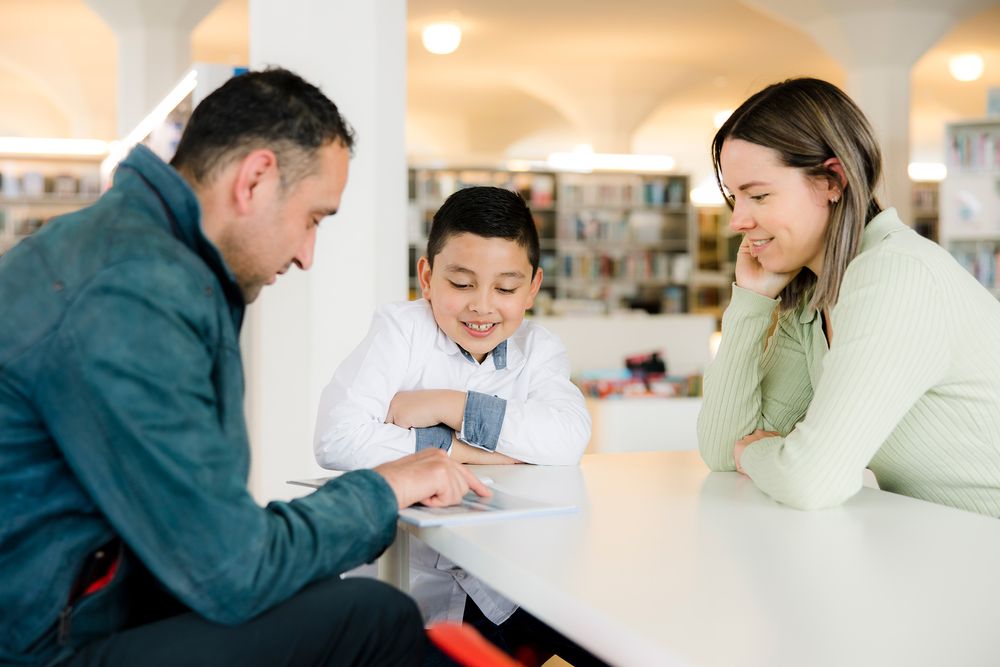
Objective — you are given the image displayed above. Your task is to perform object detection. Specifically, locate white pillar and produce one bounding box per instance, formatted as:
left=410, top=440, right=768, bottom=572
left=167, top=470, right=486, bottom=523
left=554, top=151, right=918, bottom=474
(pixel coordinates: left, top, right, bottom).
left=85, top=0, right=220, bottom=136
left=244, top=1, right=408, bottom=502
left=846, top=65, right=912, bottom=226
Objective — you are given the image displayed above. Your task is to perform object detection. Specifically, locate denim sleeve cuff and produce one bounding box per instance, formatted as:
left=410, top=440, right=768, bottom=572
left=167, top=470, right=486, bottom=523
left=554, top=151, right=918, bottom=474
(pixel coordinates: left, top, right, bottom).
left=415, top=425, right=453, bottom=453
left=459, top=391, right=507, bottom=452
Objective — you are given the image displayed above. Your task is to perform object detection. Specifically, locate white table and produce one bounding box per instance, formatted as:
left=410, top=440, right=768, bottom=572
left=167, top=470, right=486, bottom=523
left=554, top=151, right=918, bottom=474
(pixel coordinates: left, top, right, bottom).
left=393, top=451, right=1000, bottom=667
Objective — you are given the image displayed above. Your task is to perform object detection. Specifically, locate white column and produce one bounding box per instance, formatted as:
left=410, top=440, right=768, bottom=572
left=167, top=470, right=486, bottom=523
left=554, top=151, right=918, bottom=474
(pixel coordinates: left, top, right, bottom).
left=845, top=65, right=912, bottom=225
left=244, top=1, right=408, bottom=502
left=85, top=0, right=220, bottom=136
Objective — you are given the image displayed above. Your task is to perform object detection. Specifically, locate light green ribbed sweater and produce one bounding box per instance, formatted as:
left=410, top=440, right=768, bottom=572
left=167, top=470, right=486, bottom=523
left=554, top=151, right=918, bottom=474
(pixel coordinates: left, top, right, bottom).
left=698, top=208, right=1000, bottom=516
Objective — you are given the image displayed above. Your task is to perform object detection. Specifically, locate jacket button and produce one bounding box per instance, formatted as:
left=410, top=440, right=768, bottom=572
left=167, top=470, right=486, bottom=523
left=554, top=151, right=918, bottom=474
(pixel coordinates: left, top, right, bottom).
left=53, top=281, right=64, bottom=291
left=204, top=286, right=213, bottom=297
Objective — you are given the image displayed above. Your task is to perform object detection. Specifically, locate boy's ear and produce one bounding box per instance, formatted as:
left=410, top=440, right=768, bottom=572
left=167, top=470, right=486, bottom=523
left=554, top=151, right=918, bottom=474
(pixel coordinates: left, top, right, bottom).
left=525, top=267, right=544, bottom=310
left=417, top=256, right=433, bottom=301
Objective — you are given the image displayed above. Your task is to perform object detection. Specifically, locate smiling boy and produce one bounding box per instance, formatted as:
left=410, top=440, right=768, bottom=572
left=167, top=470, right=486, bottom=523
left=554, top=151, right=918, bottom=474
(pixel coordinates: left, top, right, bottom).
left=314, top=185, right=593, bottom=661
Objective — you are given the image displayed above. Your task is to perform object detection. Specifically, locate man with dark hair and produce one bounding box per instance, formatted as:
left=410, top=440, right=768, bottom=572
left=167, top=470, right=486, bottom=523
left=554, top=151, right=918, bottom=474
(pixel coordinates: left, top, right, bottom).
left=0, top=67, right=487, bottom=666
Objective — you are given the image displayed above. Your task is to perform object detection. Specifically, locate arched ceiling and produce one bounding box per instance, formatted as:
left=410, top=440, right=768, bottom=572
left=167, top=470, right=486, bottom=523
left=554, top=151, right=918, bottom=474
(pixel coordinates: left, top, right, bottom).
left=1, top=0, right=998, bottom=182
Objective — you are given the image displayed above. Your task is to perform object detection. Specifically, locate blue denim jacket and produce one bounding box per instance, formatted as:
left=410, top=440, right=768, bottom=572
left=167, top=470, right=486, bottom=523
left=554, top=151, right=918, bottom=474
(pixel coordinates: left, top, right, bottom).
left=0, top=146, right=398, bottom=665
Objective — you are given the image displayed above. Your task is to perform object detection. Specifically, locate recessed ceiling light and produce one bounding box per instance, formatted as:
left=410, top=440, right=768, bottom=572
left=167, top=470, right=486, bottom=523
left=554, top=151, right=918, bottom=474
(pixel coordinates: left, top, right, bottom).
left=949, top=53, right=984, bottom=82
left=422, top=23, right=462, bottom=55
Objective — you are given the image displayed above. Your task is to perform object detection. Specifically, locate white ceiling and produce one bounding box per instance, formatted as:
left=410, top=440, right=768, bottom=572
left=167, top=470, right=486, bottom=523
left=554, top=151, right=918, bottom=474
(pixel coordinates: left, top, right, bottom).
left=2, top=0, right=999, bottom=181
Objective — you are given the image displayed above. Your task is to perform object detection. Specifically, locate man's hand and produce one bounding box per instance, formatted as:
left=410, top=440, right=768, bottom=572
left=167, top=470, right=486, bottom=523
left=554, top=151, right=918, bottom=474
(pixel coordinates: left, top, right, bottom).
left=373, top=448, right=490, bottom=509
left=385, top=389, right=466, bottom=430
left=734, top=429, right=780, bottom=474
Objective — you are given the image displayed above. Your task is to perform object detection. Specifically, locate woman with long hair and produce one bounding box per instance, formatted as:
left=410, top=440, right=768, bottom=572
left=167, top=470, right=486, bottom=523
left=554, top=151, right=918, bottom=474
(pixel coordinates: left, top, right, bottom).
left=698, top=77, right=1000, bottom=516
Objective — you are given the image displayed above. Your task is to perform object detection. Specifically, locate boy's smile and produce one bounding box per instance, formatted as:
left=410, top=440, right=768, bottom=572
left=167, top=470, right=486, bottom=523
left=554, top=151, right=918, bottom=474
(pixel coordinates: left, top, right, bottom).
left=464, top=321, right=498, bottom=336
left=418, top=232, right=543, bottom=363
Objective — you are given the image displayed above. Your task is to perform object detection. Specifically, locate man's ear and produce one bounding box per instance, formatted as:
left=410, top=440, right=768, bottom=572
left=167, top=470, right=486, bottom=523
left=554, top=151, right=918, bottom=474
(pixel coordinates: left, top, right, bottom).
left=417, top=256, right=433, bottom=301
left=233, top=149, right=279, bottom=216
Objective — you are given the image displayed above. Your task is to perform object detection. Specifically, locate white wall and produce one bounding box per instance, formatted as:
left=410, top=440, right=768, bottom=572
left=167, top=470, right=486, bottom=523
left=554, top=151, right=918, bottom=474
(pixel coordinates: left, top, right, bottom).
left=532, top=313, right=716, bottom=377
left=243, top=1, right=407, bottom=503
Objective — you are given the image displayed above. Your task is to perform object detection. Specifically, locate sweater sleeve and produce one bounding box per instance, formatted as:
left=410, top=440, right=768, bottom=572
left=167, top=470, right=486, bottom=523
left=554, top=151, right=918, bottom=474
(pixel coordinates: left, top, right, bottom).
left=697, top=285, right=813, bottom=470
left=740, top=251, right=951, bottom=509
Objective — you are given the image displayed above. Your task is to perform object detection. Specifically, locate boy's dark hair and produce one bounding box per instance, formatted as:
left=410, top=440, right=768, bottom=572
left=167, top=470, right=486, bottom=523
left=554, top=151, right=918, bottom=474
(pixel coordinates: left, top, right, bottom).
left=170, top=67, right=355, bottom=188
left=426, top=186, right=540, bottom=275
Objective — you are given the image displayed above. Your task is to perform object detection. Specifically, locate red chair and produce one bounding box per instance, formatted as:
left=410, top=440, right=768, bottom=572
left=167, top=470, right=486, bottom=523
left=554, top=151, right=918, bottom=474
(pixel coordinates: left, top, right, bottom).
left=427, top=622, right=526, bottom=667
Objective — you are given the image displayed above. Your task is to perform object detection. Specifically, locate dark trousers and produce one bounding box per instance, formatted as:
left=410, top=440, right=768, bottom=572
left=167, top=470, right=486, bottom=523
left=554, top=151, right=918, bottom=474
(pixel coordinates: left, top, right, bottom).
left=425, top=597, right=610, bottom=667
left=62, top=577, right=425, bottom=667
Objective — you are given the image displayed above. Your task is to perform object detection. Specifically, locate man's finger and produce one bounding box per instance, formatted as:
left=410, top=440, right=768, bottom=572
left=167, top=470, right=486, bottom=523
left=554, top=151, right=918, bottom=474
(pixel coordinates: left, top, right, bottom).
left=460, top=466, right=492, bottom=498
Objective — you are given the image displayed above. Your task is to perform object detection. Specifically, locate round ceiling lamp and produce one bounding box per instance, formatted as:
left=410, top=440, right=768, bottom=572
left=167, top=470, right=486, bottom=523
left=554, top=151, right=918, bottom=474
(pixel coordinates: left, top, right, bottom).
left=422, top=22, right=462, bottom=55
left=949, top=53, right=984, bottom=82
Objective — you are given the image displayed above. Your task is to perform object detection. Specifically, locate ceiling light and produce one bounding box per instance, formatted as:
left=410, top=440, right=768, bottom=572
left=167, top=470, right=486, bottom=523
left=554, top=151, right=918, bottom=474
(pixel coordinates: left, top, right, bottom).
left=0, top=137, right=110, bottom=158
left=949, top=53, right=984, bottom=82
left=908, top=162, right=947, bottom=182
left=422, top=23, right=462, bottom=55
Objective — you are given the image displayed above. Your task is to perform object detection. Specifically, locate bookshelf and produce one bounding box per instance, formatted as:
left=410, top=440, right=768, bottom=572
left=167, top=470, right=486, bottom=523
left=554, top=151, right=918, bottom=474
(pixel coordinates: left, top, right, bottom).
left=691, top=206, right=736, bottom=321
left=554, top=172, right=693, bottom=314
left=911, top=182, right=939, bottom=242
left=939, top=118, right=1000, bottom=298
left=408, top=168, right=558, bottom=303
left=0, top=156, right=102, bottom=255
left=408, top=167, right=712, bottom=315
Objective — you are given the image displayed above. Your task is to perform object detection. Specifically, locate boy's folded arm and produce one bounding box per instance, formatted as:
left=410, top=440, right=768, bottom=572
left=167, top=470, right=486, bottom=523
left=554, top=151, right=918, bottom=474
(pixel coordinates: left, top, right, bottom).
left=314, top=306, right=420, bottom=470
left=473, top=335, right=591, bottom=465
left=449, top=438, right=520, bottom=464
left=492, top=378, right=592, bottom=465
left=456, top=367, right=590, bottom=465
left=315, top=407, right=419, bottom=470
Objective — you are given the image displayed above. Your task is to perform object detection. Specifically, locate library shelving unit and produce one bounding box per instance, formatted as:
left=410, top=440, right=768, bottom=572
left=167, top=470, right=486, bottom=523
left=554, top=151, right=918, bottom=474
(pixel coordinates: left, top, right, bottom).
left=911, top=182, right=939, bottom=242
left=407, top=167, right=707, bottom=314
left=408, top=167, right=558, bottom=301
left=0, top=156, right=102, bottom=255
left=690, top=206, right=736, bottom=321
left=554, top=172, right=694, bottom=314
left=939, top=118, right=1000, bottom=298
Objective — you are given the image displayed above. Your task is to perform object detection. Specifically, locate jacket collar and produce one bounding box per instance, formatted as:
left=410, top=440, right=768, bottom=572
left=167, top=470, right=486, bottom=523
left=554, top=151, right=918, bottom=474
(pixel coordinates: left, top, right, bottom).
left=114, top=145, right=245, bottom=312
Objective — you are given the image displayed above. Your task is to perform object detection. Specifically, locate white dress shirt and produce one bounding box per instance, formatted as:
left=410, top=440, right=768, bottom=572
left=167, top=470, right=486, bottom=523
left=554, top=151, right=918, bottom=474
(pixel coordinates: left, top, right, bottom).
left=314, top=299, right=591, bottom=624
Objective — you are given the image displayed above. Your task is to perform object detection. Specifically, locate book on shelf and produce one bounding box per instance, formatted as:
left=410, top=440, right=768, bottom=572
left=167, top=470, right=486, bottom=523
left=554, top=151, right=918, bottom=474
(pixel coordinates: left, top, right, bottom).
left=949, top=126, right=1000, bottom=170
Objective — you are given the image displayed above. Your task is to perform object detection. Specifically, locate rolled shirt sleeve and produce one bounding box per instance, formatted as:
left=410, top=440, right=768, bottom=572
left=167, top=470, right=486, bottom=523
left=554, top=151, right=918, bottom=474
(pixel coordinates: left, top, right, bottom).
left=459, top=391, right=508, bottom=451
left=416, top=424, right=455, bottom=452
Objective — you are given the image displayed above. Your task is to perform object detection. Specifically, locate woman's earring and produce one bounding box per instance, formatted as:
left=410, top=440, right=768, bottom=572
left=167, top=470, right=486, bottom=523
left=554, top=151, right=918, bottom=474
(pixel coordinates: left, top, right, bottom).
left=830, top=195, right=840, bottom=204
